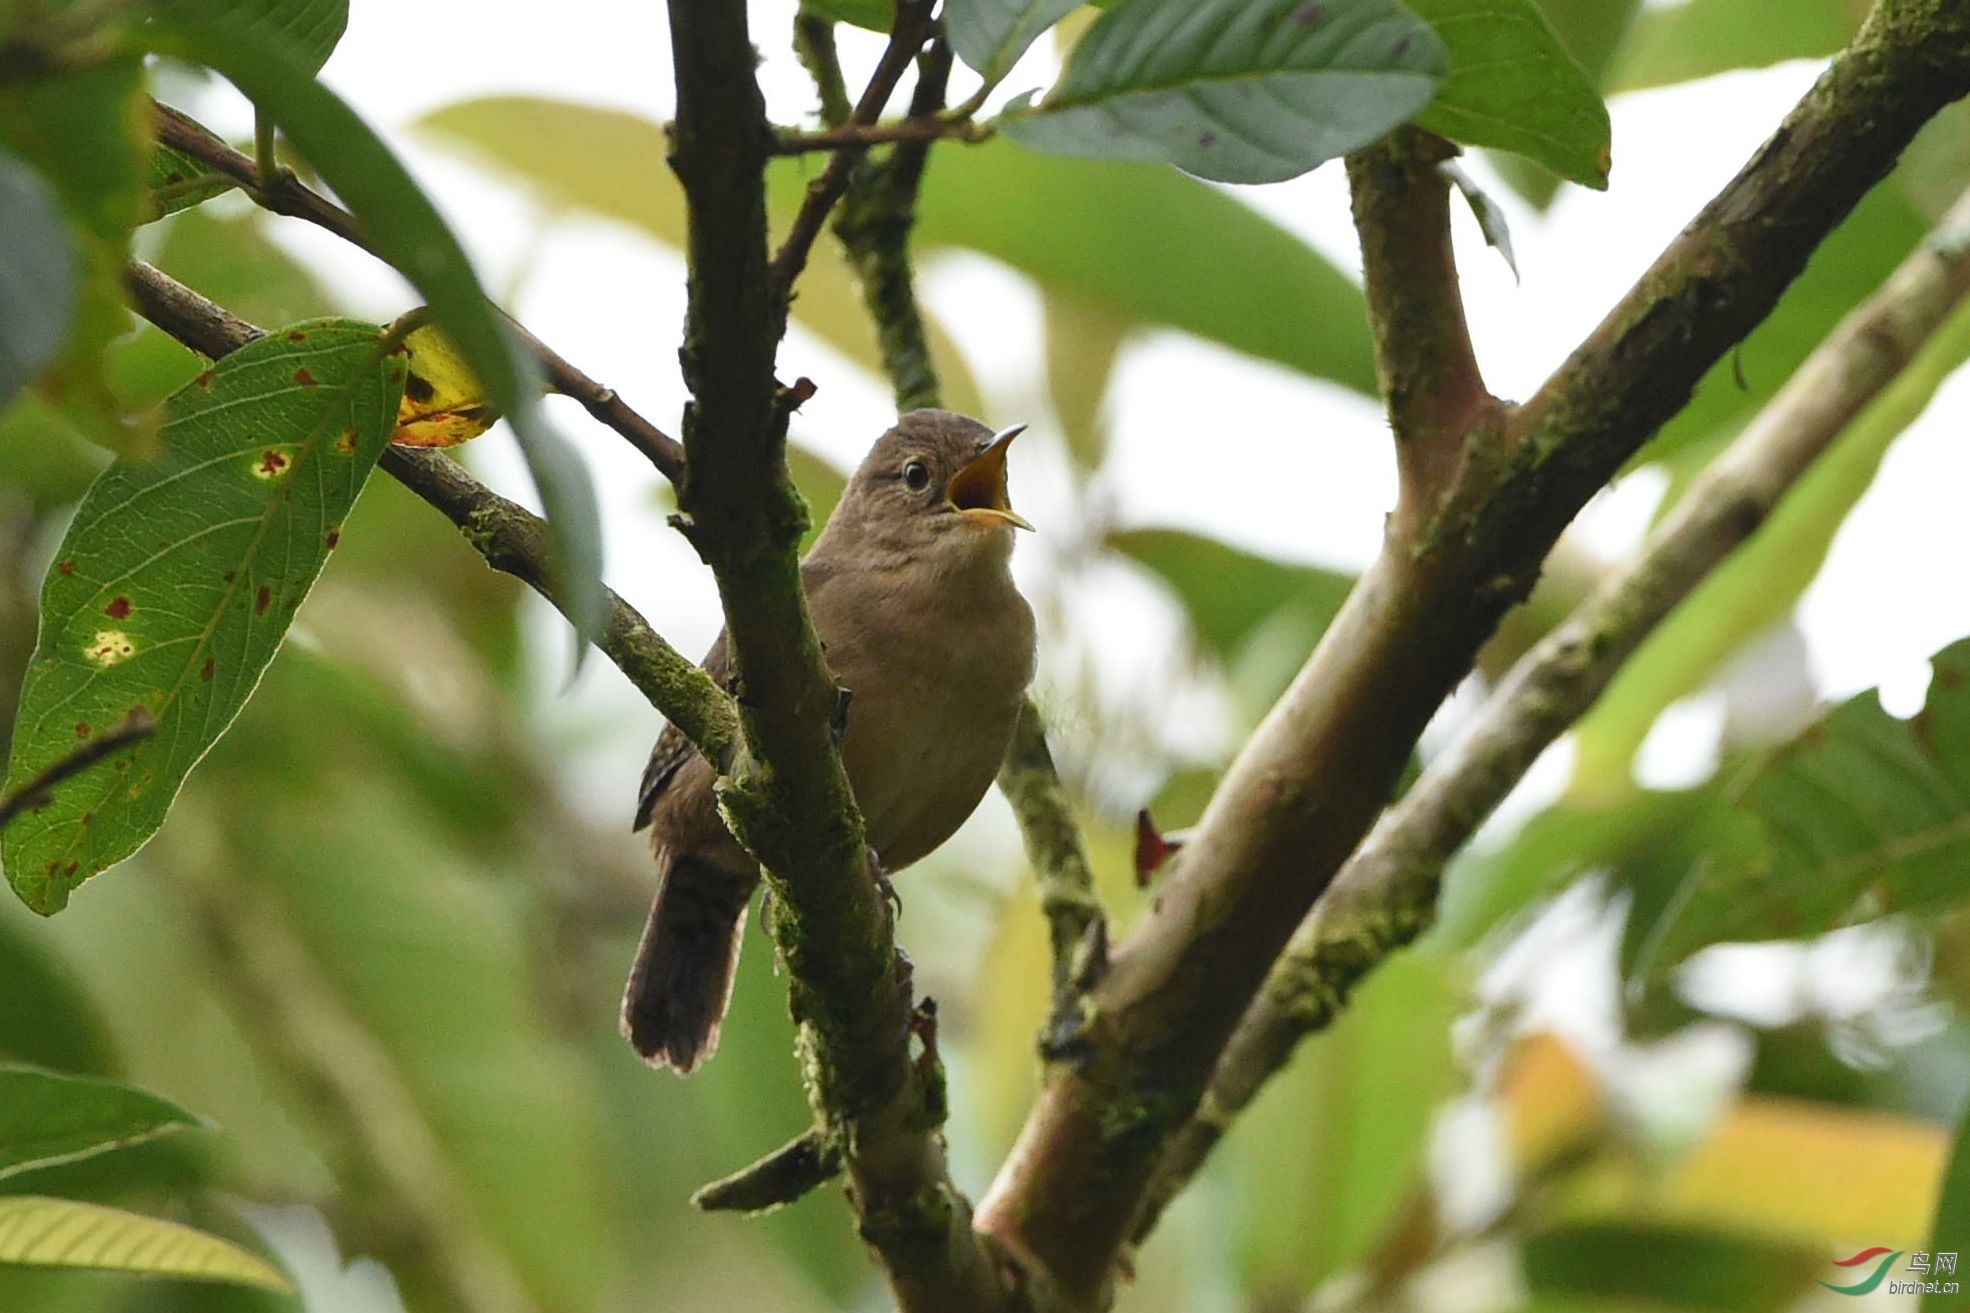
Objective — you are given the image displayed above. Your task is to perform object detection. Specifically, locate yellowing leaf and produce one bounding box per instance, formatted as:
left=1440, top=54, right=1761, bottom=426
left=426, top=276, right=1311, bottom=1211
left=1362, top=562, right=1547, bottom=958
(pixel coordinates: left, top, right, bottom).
left=1563, top=1097, right=1947, bottom=1250
left=392, top=323, right=497, bottom=448
left=1498, top=1031, right=1605, bottom=1173
left=0, top=1196, right=292, bottom=1291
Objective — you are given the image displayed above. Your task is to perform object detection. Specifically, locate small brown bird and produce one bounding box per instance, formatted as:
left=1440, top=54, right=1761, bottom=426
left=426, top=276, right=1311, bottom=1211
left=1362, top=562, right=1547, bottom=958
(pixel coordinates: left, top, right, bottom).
left=624, top=410, right=1037, bottom=1072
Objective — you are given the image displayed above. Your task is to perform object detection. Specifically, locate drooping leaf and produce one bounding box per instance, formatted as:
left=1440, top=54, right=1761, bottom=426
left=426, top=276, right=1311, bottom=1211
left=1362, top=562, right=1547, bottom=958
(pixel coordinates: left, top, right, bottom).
left=144, top=16, right=606, bottom=645
left=0, top=56, right=149, bottom=455
left=1489, top=0, right=1640, bottom=206
left=0, top=1196, right=290, bottom=1292
left=0, top=145, right=74, bottom=410
left=413, top=96, right=1376, bottom=393
left=1, top=319, right=408, bottom=913
left=1044, top=292, right=1130, bottom=470
left=948, top=0, right=1080, bottom=84
left=1635, top=639, right=1970, bottom=973
left=1927, top=1091, right=1970, bottom=1313
left=999, top=0, right=1446, bottom=185
left=1109, top=526, right=1355, bottom=660
left=0, top=1067, right=200, bottom=1179
left=1611, top=0, right=1854, bottom=93
left=1409, top=0, right=1611, bottom=188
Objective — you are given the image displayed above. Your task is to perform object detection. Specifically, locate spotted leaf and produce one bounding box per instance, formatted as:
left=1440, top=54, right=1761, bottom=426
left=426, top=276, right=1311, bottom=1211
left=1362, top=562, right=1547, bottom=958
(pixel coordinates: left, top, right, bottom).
left=1, top=319, right=407, bottom=913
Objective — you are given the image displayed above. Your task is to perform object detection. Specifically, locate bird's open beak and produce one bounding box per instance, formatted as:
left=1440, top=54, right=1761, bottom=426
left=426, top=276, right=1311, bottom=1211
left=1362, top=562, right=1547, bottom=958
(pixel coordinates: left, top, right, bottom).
left=946, top=423, right=1034, bottom=531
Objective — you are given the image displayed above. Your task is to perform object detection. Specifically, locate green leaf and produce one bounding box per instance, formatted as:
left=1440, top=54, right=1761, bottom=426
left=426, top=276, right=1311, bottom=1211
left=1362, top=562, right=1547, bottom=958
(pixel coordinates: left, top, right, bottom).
left=948, top=0, right=1081, bottom=83
left=1229, top=954, right=1459, bottom=1293
left=0, top=56, right=149, bottom=455
left=142, top=143, right=238, bottom=223
left=158, top=0, right=349, bottom=73
left=1, top=319, right=407, bottom=913
left=799, top=0, right=892, bottom=32
left=999, top=0, right=1445, bottom=185
left=1612, top=0, right=1853, bottom=93
left=1637, top=638, right=1970, bottom=973
left=0, top=1066, right=200, bottom=1179
left=1408, top=0, right=1611, bottom=188
left=1490, top=0, right=1640, bottom=207
left=1927, top=1093, right=1970, bottom=1313
left=0, top=1196, right=290, bottom=1291
left=0, top=145, right=74, bottom=410
left=1044, top=292, right=1130, bottom=469
left=144, top=16, right=606, bottom=647
left=1109, top=526, right=1355, bottom=660
left=413, top=97, right=1375, bottom=394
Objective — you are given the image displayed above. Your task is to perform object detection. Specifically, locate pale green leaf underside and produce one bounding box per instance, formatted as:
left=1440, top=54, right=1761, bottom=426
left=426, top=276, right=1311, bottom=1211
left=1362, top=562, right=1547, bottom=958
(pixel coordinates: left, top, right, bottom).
left=1, top=319, right=406, bottom=913
left=948, top=0, right=1082, bottom=82
left=0, top=1196, right=291, bottom=1291
left=0, top=1067, right=201, bottom=1180
left=1408, top=0, right=1610, bottom=187
left=1001, top=0, right=1446, bottom=184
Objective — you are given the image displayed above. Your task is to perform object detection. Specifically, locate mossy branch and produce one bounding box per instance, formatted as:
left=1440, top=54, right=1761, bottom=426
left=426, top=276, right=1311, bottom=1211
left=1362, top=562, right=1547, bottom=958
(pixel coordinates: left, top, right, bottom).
left=976, top=3, right=1970, bottom=1301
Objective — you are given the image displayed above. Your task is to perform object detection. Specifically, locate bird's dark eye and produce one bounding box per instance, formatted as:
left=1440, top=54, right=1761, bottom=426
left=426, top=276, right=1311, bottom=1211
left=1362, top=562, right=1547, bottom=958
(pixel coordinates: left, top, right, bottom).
left=902, top=459, right=930, bottom=491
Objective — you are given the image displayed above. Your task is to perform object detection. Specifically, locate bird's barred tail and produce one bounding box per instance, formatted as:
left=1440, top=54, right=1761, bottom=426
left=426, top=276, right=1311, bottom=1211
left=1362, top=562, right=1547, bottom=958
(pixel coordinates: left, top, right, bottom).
left=622, top=856, right=754, bottom=1073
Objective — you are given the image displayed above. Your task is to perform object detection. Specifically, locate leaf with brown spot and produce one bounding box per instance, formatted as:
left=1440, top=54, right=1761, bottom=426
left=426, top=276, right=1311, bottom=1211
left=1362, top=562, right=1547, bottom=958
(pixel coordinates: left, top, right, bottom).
left=0, top=318, right=406, bottom=913
left=390, top=321, right=499, bottom=448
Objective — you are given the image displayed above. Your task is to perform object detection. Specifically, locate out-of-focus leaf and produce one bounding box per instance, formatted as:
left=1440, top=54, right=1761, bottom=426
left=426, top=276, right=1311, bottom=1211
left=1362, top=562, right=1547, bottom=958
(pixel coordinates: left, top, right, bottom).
left=145, top=17, right=606, bottom=645
left=0, top=398, right=101, bottom=513
left=799, top=0, right=891, bottom=32
left=1573, top=293, right=1970, bottom=794
left=948, top=0, right=1080, bottom=83
left=1229, top=954, right=1459, bottom=1294
left=142, top=143, right=236, bottom=222
left=1409, top=0, right=1610, bottom=188
left=1526, top=1225, right=1819, bottom=1313
left=1044, top=292, right=1129, bottom=470
left=1560, top=1098, right=1946, bottom=1250
left=0, top=1067, right=199, bottom=1179
left=0, top=146, right=75, bottom=411
left=0, top=913, right=114, bottom=1075
left=1637, top=640, right=1970, bottom=974
left=0, top=57, right=149, bottom=456
left=786, top=442, right=848, bottom=552
left=415, top=97, right=1376, bottom=394
left=1109, top=526, right=1355, bottom=660
left=1611, top=0, right=1855, bottom=93
left=1499, top=1031, right=1605, bottom=1173
left=999, top=0, right=1445, bottom=185
left=1928, top=1091, right=1970, bottom=1313
left=0, top=1196, right=290, bottom=1291
left=152, top=206, right=338, bottom=330
left=391, top=322, right=497, bottom=448
left=1, top=320, right=407, bottom=913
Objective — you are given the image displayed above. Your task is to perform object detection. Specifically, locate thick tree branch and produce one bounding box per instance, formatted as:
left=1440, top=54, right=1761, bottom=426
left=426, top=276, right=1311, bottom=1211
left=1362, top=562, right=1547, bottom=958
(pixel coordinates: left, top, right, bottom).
left=1135, top=181, right=1970, bottom=1239
left=121, top=260, right=738, bottom=766
left=150, top=102, right=688, bottom=485
left=976, top=3, right=1970, bottom=1301
left=1346, top=128, right=1499, bottom=523
left=665, top=4, right=1017, bottom=1309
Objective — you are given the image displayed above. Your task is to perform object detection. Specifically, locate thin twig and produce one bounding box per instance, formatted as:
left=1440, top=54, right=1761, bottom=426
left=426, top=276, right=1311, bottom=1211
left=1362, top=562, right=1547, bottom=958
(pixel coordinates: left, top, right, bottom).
left=149, top=102, right=688, bottom=485
left=773, top=116, right=989, bottom=154
left=1129, top=183, right=1970, bottom=1237
left=121, top=260, right=738, bottom=767
left=767, top=0, right=935, bottom=293
left=0, top=710, right=155, bottom=829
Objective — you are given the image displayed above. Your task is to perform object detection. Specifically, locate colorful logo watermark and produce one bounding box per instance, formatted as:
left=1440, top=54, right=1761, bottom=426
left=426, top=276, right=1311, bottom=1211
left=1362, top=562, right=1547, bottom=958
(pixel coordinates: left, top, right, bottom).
left=1820, top=1247, right=1960, bottom=1297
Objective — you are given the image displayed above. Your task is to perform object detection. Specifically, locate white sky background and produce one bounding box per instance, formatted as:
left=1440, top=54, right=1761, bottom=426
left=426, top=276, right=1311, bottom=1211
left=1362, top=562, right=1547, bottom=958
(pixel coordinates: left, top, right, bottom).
left=179, top=0, right=1970, bottom=826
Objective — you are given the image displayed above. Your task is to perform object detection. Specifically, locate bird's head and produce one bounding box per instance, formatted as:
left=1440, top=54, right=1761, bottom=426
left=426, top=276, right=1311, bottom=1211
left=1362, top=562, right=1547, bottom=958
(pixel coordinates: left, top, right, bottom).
left=819, top=410, right=1032, bottom=568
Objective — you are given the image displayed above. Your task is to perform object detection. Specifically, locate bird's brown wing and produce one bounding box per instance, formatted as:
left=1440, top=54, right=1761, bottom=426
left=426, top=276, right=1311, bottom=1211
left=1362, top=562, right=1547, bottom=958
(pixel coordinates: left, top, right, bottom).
left=633, top=629, right=731, bottom=832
